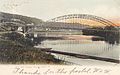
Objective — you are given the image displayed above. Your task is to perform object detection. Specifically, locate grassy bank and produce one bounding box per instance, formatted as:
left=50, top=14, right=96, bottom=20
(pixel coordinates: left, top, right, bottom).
left=0, top=32, right=63, bottom=64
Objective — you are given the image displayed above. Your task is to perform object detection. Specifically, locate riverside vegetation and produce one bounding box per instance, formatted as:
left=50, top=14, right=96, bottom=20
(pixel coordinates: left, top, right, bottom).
left=0, top=32, right=62, bottom=64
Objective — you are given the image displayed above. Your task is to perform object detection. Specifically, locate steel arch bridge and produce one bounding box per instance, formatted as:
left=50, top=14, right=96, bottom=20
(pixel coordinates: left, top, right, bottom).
left=47, top=14, right=116, bottom=27
left=0, top=14, right=118, bottom=33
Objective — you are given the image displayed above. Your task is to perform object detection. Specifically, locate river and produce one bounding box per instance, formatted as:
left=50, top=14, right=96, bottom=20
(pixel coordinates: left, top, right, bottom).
left=35, top=35, right=120, bottom=66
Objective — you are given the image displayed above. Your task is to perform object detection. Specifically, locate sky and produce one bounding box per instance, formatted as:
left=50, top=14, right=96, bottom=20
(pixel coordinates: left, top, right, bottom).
left=0, top=0, right=120, bottom=21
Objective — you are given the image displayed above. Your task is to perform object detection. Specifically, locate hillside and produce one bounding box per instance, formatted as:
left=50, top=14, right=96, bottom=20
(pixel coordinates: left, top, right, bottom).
left=0, top=12, right=43, bottom=25
left=0, top=12, right=64, bottom=64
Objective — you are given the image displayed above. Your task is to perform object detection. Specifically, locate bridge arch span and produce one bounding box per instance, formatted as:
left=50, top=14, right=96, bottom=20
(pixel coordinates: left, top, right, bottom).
left=47, top=14, right=116, bottom=26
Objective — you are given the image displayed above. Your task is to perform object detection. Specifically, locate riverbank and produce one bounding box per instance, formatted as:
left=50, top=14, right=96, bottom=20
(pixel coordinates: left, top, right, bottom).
left=0, top=32, right=63, bottom=64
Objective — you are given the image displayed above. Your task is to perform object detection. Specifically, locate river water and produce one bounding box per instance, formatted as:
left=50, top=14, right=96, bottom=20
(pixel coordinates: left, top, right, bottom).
left=35, top=35, right=120, bottom=66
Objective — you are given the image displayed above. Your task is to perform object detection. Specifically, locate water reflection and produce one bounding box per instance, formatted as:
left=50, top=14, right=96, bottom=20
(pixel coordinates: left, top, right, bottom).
left=83, top=26, right=120, bottom=45
left=29, top=26, right=120, bottom=65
